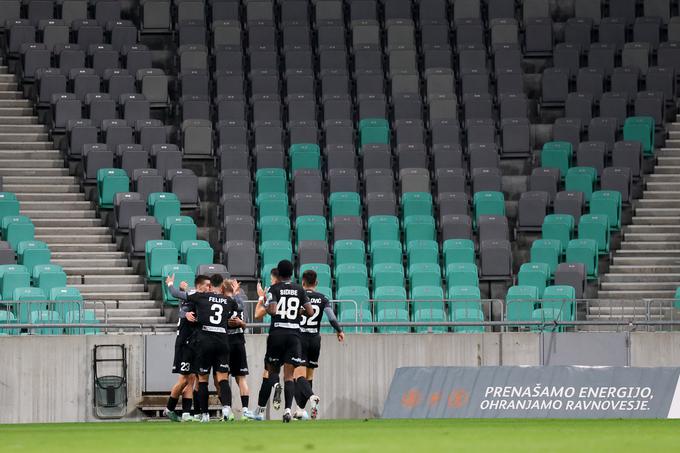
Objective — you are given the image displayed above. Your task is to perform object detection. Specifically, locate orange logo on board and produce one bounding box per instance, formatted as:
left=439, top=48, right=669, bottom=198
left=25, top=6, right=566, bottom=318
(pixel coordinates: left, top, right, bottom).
left=429, top=392, right=441, bottom=406
left=401, top=389, right=422, bottom=408
left=448, top=389, right=470, bottom=408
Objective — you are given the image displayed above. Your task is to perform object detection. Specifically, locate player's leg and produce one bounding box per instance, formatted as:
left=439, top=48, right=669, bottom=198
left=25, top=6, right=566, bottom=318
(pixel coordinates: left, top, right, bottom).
left=180, top=375, right=195, bottom=421
left=164, top=374, right=187, bottom=422
left=305, top=336, right=321, bottom=419
left=292, top=366, right=310, bottom=420
left=235, top=376, right=254, bottom=419
left=214, top=339, right=234, bottom=421
left=195, top=333, right=213, bottom=422
left=282, top=335, right=304, bottom=423
left=270, top=371, right=282, bottom=410
left=255, top=334, right=283, bottom=419
left=230, top=343, right=255, bottom=420
left=196, top=373, right=211, bottom=422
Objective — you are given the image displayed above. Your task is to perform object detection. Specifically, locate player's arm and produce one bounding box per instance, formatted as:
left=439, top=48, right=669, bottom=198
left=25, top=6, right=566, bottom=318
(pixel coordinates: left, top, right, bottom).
left=254, top=281, right=268, bottom=321
left=300, top=289, right=313, bottom=316
left=227, top=299, right=246, bottom=328
left=165, top=274, right=189, bottom=300
left=184, top=292, right=197, bottom=322
left=323, top=306, right=344, bottom=341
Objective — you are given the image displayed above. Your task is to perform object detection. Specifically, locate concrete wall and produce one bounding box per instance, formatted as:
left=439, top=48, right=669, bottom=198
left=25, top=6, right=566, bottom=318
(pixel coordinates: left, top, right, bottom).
left=4, top=332, right=680, bottom=423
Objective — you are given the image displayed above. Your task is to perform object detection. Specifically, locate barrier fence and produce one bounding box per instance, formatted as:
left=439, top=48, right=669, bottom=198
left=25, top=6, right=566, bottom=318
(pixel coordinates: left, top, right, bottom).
left=0, top=298, right=679, bottom=334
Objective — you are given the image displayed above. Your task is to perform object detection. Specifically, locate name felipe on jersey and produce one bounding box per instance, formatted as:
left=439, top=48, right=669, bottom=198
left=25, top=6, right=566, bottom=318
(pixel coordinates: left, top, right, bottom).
left=208, top=296, right=231, bottom=304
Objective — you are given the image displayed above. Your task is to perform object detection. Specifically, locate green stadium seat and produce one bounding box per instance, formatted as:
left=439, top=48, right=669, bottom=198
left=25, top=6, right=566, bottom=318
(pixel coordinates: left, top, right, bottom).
left=373, top=285, right=408, bottom=313
left=359, top=118, right=390, bottom=146
left=530, top=239, right=562, bottom=277
left=0, top=192, right=20, bottom=220
left=403, top=215, right=436, bottom=246
left=33, top=264, right=67, bottom=295
left=256, top=193, right=289, bottom=225
left=565, top=166, right=597, bottom=202
left=406, top=240, right=439, bottom=267
left=448, top=286, right=484, bottom=332
left=147, top=192, right=181, bottom=226
left=540, top=141, right=572, bottom=178
left=260, top=240, right=293, bottom=277
left=180, top=240, right=214, bottom=273
left=259, top=216, right=291, bottom=245
left=30, top=309, right=61, bottom=335
left=336, top=286, right=371, bottom=313
left=163, top=216, right=197, bottom=250
left=97, top=168, right=129, bottom=209
left=413, top=306, right=447, bottom=333
left=578, top=214, right=610, bottom=254
left=65, top=309, right=100, bottom=334
left=517, top=262, right=550, bottom=298
left=675, top=287, right=680, bottom=310
left=472, top=191, right=505, bottom=227
left=317, top=286, right=333, bottom=299
left=2, top=215, right=35, bottom=251
left=17, top=240, right=51, bottom=272
left=145, top=240, right=178, bottom=281
left=329, top=192, right=361, bottom=219
left=370, top=240, right=402, bottom=268
left=506, top=285, right=540, bottom=326
left=376, top=307, right=410, bottom=333
left=299, top=263, right=332, bottom=288
left=566, top=239, right=598, bottom=279
left=542, top=214, right=574, bottom=254
left=295, top=215, right=327, bottom=246
left=623, top=116, right=655, bottom=156
left=372, top=263, right=405, bottom=289
left=411, top=285, right=445, bottom=310
left=401, top=192, right=433, bottom=218
left=531, top=308, right=562, bottom=332
left=339, top=306, right=373, bottom=333
left=542, top=285, right=576, bottom=323
left=161, top=264, right=195, bottom=305
left=445, top=262, right=479, bottom=288
left=408, top=262, right=442, bottom=289
left=590, top=191, right=622, bottom=231
left=14, top=287, right=47, bottom=323
left=368, top=215, right=400, bottom=244
left=49, top=287, right=83, bottom=320
left=333, top=240, right=366, bottom=266
left=0, top=310, right=19, bottom=335
left=335, top=263, right=369, bottom=290
left=255, top=168, right=287, bottom=196
left=0, top=264, right=30, bottom=301
left=443, top=239, right=475, bottom=267
left=289, top=143, right=321, bottom=176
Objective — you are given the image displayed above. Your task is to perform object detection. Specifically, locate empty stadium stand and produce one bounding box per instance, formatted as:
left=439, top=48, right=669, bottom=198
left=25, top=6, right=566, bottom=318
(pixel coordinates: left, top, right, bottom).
left=0, top=0, right=679, bottom=332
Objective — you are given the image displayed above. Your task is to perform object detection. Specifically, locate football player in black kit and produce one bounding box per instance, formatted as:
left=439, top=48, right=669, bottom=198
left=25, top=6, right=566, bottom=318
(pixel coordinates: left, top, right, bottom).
left=253, top=260, right=313, bottom=423
left=293, top=269, right=345, bottom=420
left=163, top=274, right=211, bottom=422
left=184, top=278, right=241, bottom=423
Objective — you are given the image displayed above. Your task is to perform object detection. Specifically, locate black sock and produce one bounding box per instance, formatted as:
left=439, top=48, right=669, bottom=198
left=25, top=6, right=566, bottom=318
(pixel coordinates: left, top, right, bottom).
left=218, top=380, right=232, bottom=407
left=166, top=396, right=178, bottom=411
left=296, top=377, right=314, bottom=408
left=284, top=380, right=295, bottom=410
left=309, top=379, right=313, bottom=390
left=181, top=398, right=193, bottom=414
left=269, top=372, right=280, bottom=386
left=198, top=382, right=209, bottom=414
left=193, top=390, right=199, bottom=414
left=257, top=377, right=273, bottom=407
left=241, top=395, right=249, bottom=409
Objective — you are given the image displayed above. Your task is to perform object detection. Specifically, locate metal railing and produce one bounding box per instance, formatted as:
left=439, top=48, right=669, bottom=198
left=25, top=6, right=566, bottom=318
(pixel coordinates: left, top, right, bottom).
left=0, top=298, right=679, bottom=335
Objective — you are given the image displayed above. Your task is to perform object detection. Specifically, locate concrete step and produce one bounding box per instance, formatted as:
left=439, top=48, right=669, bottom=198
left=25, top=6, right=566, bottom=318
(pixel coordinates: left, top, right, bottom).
left=0, top=133, right=50, bottom=142
left=66, top=275, right=143, bottom=285
left=31, top=218, right=104, bottom=227
left=0, top=91, right=24, bottom=100
left=34, top=235, right=112, bottom=244
left=657, top=157, right=680, bottom=164
left=4, top=175, right=76, bottom=184
left=0, top=168, right=68, bottom=176
left=602, top=273, right=680, bottom=282
left=95, top=308, right=162, bottom=318
left=46, top=243, right=120, bottom=252
left=641, top=191, right=680, bottom=199
left=0, top=142, right=53, bottom=150
left=3, top=184, right=80, bottom=193
left=600, top=282, right=680, bottom=290
left=609, top=263, right=680, bottom=272
left=78, top=291, right=154, bottom=301
left=646, top=174, right=680, bottom=182
left=20, top=201, right=92, bottom=210
left=0, top=107, right=34, bottom=116
left=631, top=216, right=680, bottom=225
left=635, top=208, right=680, bottom=217
left=87, top=300, right=158, bottom=310
left=0, top=116, right=38, bottom=124
left=0, top=124, right=45, bottom=134
left=620, top=241, right=680, bottom=250
left=61, top=267, right=136, bottom=275
left=623, top=225, right=680, bottom=233
left=0, top=99, right=31, bottom=107
left=34, top=226, right=111, bottom=235
left=635, top=199, right=680, bottom=208
left=0, top=159, right=62, bottom=168
left=596, top=290, right=677, bottom=299
left=0, top=82, right=20, bottom=91
left=52, top=251, right=126, bottom=259
left=54, top=258, right=130, bottom=267
left=21, top=210, right=96, bottom=219
left=614, top=249, right=680, bottom=256
left=95, top=316, right=166, bottom=325
left=16, top=193, right=86, bottom=202
left=623, top=233, right=680, bottom=241
left=650, top=167, right=680, bottom=175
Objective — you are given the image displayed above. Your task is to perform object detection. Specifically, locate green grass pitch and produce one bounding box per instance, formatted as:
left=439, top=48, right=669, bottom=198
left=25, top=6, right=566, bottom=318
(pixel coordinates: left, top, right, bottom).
left=2, top=419, right=679, bottom=452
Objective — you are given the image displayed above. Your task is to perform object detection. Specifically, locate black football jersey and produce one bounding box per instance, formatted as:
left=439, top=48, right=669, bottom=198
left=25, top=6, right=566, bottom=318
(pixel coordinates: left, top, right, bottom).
left=227, top=296, right=246, bottom=344
left=266, top=281, right=310, bottom=334
left=299, top=290, right=330, bottom=336
left=186, top=291, right=239, bottom=335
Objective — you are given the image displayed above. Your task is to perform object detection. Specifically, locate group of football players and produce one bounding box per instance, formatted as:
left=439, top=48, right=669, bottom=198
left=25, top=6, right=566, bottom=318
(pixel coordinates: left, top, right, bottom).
left=162, top=259, right=344, bottom=423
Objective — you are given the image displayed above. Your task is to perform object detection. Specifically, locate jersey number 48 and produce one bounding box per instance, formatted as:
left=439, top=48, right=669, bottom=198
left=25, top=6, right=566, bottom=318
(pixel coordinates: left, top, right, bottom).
left=276, top=296, right=300, bottom=320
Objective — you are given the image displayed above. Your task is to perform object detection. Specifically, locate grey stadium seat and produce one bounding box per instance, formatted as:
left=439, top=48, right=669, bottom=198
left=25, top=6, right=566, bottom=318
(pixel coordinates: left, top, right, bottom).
left=554, top=191, right=584, bottom=224
left=328, top=168, right=359, bottom=194
left=223, top=216, right=256, bottom=243
left=167, top=169, right=199, bottom=208
left=517, top=191, right=549, bottom=232
left=436, top=168, right=466, bottom=196
left=294, top=194, right=325, bottom=218
left=366, top=192, right=398, bottom=217
left=129, top=216, right=162, bottom=257
left=298, top=241, right=330, bottom=266
left=555, top=263, right=587, bottom=300
left=612, top=141, right=643, bottom=179
left=528, top=167, right=560, bottom=204
left=134, top=169, right=164, bottom=203
left=114, top=192, right=147, bottom=233
left=602, top=167, right=632, bottom=203
left=588, top=117, right=618, bottom=152
left=441, top=214, right=473, bottom=241
left=576, top=141, right=606, bottom=177
left=333, top=216, right=364, bottom=241
left=223, top=241, right=257, bottom=278
left=479, top=239, right=512, bottom=280
left=478, top=215, right=509, bottom=242
left=471, top=168, right=502, bottom=193
left=438, top=192, right=470, bottom=217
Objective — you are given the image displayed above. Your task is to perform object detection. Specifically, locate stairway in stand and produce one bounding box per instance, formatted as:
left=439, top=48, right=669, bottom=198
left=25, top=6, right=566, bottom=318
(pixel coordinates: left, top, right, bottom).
left=595, top=118, right=680, bottom=323
left=0, top=67, right=163, bottom=325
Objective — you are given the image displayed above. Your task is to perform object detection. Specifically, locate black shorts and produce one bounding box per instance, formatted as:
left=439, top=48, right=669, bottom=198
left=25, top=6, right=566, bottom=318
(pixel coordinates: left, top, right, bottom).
left=265, top=333, right=303, bottom=369
left=172, top=334, right=195, bottom=375
left=228, top=341, right=249, bottom=377
left=300, top=334, right=321, bottom=369
left=194, top=331, right=231, bottom=375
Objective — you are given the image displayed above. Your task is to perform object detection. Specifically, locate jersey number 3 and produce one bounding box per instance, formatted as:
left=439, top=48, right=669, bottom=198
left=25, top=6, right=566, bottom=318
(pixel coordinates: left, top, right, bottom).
left=209, top=303, right=223, bottom=325
left=301, top=305, right=321, bottom=326
left=276, top=297, right=300, bottom=320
